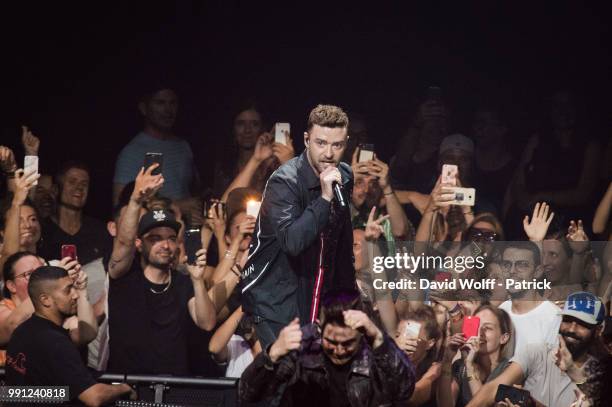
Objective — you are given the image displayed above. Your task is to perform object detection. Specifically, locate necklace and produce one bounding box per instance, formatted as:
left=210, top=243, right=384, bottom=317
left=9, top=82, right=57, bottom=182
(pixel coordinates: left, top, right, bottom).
left=149, top=272, right=172, bottom=294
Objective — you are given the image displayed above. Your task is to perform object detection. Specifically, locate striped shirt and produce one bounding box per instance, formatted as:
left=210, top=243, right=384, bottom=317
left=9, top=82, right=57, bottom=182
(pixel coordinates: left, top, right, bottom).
left=114, top=132, right=194, bottom=200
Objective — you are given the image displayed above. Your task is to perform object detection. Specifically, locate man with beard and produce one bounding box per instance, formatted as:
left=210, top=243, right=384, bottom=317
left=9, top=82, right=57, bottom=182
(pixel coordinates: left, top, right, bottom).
left=351, top=149, right=412, bottom=240
left=242, top=105, right=357, bottom=348
left=5, top=265, right=134, bottom=406
left=467, top=292, right=608, bottom=407
left=107, top=165, right=216, bottom=375
left=38, top=162, right=111, bottom=265
left=498, top=241, right=562, bottom=357
left=239, top=290, right=416, bottom=406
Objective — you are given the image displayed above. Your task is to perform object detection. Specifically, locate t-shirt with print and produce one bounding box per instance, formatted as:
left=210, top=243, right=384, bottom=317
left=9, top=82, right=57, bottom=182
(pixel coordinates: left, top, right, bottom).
left=510, top=343, right=577, bottom=407
left=114, top=132, right=194, bottom=200
left=5, top=314, right=97, bottom=403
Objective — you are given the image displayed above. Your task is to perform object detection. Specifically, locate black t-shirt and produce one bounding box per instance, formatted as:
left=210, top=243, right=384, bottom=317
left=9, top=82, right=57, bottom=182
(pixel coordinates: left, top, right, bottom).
left=5, top=315, right=97, bottom=401
left=39, top=216, right=112, bottom=265
left=324, top=356, right=352, bottom=407
left=108, top=260, right=195, bottom=375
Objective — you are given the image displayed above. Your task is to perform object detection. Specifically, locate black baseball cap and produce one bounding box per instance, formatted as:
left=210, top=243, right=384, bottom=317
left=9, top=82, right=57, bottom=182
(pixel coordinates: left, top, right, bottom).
left=137, top=209, right=181, bottom=237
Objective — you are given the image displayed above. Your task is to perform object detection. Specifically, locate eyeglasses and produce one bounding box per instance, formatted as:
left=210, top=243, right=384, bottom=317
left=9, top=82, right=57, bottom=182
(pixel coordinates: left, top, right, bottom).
left=466, top=228, right=497, bottom=242
left=13, top=271, right=34, bottom=281
left=500, top=260, right=533, bottom=275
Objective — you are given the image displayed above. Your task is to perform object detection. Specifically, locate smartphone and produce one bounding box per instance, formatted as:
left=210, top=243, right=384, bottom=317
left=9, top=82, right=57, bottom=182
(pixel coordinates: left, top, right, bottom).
left=144, top=152, right=163, bottom=175
left=61, top=244, right=78, bottom=261
left=274, top=122, right=290, bottom=145
left=446, top=187, right=476, bottom=206
left=246, top=200, right=261, bottom=218
left=403, top=321, right=422, bottom=339
left=184, top=228, right=202, bottom=265
left=494, top=384, right=533, bottom=406
left=358, top=144, right=374, bottom=162
left=441, top=164, right=458, bottom=186
left=462, top=315, right=480, bottom=338
left=24, top=155, right=39, bottom=185
left=204, top=200, right=226, bottom=219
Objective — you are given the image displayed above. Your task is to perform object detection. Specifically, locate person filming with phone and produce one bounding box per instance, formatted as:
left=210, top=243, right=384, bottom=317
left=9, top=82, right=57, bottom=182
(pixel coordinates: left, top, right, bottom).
left=241, top=105, right=357, bottom=349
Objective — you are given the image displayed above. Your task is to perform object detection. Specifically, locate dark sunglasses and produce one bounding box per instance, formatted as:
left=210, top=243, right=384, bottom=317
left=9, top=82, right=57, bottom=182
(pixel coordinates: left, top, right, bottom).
left=466, top=227, right=497, bottom=242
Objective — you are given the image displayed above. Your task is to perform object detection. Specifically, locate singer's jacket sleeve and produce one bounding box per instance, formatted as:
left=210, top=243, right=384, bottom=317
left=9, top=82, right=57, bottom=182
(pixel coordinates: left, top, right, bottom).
left=263, top=174, right=331, bottom=256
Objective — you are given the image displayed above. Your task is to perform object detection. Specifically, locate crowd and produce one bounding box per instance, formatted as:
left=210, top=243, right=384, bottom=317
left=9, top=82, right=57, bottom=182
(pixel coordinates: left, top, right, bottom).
left=0, top=85, right=611, bottom=406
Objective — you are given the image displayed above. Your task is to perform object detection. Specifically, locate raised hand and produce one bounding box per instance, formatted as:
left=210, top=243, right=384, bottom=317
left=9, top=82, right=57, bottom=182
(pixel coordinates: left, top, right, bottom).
left=554, top=335, right=574, bottom=372
left=12, top=169, right=40, bottom=205
left=269, top=318, right=302, bottom=362
left=253, top=133, right=274, bottom=163
left=21, top=125, right=40, bottom=156
left=59, top=257, right=81, bottom=281
left=444, top=332, right=467, bottom=355
left=367, top=155, right=390, bottom=189
left=566, top=220, right=589, bottom=254
left=131, top=165, right=164, bottom=205
left=272, top=128, right=294, bottom=164
left=343, top=310, right=383, bottom=346
left=237, top=215, right=256, bottom=239
left=425, top=176, right=454, bottom=213
left=0, top=146, right=17, bottom=173
left=523, top=202, right=554, bottom=241
left=186, top=248, right=207, bottom=281
left=74, top=270, right=88, bottom=291
left=364, top=206, right=390, bottom=241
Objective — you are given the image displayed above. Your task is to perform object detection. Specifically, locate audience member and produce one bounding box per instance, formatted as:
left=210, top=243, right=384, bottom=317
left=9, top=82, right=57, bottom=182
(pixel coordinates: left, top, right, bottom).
left=437, top=305, right=513, bottom=407
left=467, top=292, right=609, bottom=407
left=239, top=289, right=416, bottom=406
left=38, top=162, right=111, bottom=265
left=113, top=87, right=198, bottom=205
left=497, top=241, right=562, bottom=357
left=504, top=90, right=601, bottom=239
left=107, top=166, right=216, bottom=375
left=5, top=265, right=134, bottom=406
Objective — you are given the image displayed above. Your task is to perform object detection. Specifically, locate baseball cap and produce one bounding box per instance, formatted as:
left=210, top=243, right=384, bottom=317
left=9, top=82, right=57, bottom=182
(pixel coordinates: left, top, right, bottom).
left=439, top=134, right=474, bottom=155
left=562, top=292, right=605, bottom=325
left=137, top=209, right=181, bottom=237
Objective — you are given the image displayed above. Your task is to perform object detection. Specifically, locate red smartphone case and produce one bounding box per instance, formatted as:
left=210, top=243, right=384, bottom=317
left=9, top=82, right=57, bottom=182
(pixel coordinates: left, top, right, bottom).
left=462, top=316, right=480, bottom=338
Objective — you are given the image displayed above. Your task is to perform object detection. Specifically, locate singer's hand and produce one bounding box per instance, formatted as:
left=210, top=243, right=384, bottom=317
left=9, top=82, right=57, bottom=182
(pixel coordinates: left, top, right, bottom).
left=320, top=166, right=341, bottom=202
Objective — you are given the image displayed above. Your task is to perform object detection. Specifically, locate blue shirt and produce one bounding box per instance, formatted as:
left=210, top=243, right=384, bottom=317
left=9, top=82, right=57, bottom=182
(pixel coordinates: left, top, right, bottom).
left=114, top=132, right=194, bottom=200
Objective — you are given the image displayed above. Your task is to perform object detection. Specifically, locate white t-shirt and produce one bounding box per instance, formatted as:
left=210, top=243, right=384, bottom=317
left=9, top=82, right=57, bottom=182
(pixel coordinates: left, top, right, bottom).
left=499, top=300, right=561, bottom=358
left=225, top=335, right=254, bottom=378
left=511, top=343, right=577, bottom=407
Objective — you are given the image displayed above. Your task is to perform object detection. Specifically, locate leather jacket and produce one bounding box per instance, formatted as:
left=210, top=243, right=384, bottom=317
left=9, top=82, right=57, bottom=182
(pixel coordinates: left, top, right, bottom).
left=239, top=324, right=416, bottom=406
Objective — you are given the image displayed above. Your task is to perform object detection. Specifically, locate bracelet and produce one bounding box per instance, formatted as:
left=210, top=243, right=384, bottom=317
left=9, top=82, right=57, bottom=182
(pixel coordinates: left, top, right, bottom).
left=384, top=190, right=394, bottom=196
left=224, top=250, right=236, bottom=260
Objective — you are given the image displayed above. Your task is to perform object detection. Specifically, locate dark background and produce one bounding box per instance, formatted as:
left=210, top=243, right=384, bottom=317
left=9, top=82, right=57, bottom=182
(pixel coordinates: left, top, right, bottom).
left=1, top=2, right=610, bottom=219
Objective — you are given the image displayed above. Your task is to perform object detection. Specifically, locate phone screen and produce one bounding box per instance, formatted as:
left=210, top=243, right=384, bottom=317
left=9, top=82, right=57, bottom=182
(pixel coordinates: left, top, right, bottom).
left=61, top=244, right=78, bottom=261
left=144, top=152, right=163, bottom=175
left=358, top=144, right=375, bottom=162
left=462, top=316, right=481, bottom=338
left=184, top=228, right=202, bottom=265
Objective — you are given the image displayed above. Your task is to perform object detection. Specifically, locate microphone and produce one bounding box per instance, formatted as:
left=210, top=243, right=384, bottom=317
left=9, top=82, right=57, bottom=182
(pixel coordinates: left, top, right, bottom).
left=332, top=181, right=346, bottom=207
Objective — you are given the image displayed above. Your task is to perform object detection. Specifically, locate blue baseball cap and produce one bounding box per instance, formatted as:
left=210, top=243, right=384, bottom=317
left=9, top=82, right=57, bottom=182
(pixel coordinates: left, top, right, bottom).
left=562, top=292, right=605, bottom=326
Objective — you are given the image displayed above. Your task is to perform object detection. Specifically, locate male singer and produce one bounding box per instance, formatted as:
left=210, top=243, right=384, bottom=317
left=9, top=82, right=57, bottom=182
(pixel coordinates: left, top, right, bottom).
left=241, top=104, right=356, bottom=347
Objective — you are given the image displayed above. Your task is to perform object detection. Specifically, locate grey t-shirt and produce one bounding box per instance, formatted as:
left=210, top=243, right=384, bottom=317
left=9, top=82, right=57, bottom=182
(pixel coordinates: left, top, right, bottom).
left=510, top=343, right=577, bottom=407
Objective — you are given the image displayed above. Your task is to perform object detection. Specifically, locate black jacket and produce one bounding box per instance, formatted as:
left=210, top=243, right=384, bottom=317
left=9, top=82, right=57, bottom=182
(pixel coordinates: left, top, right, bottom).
left=239, top=324, right=416, bottom=406
left=241, top=151, right=356, bottom=324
